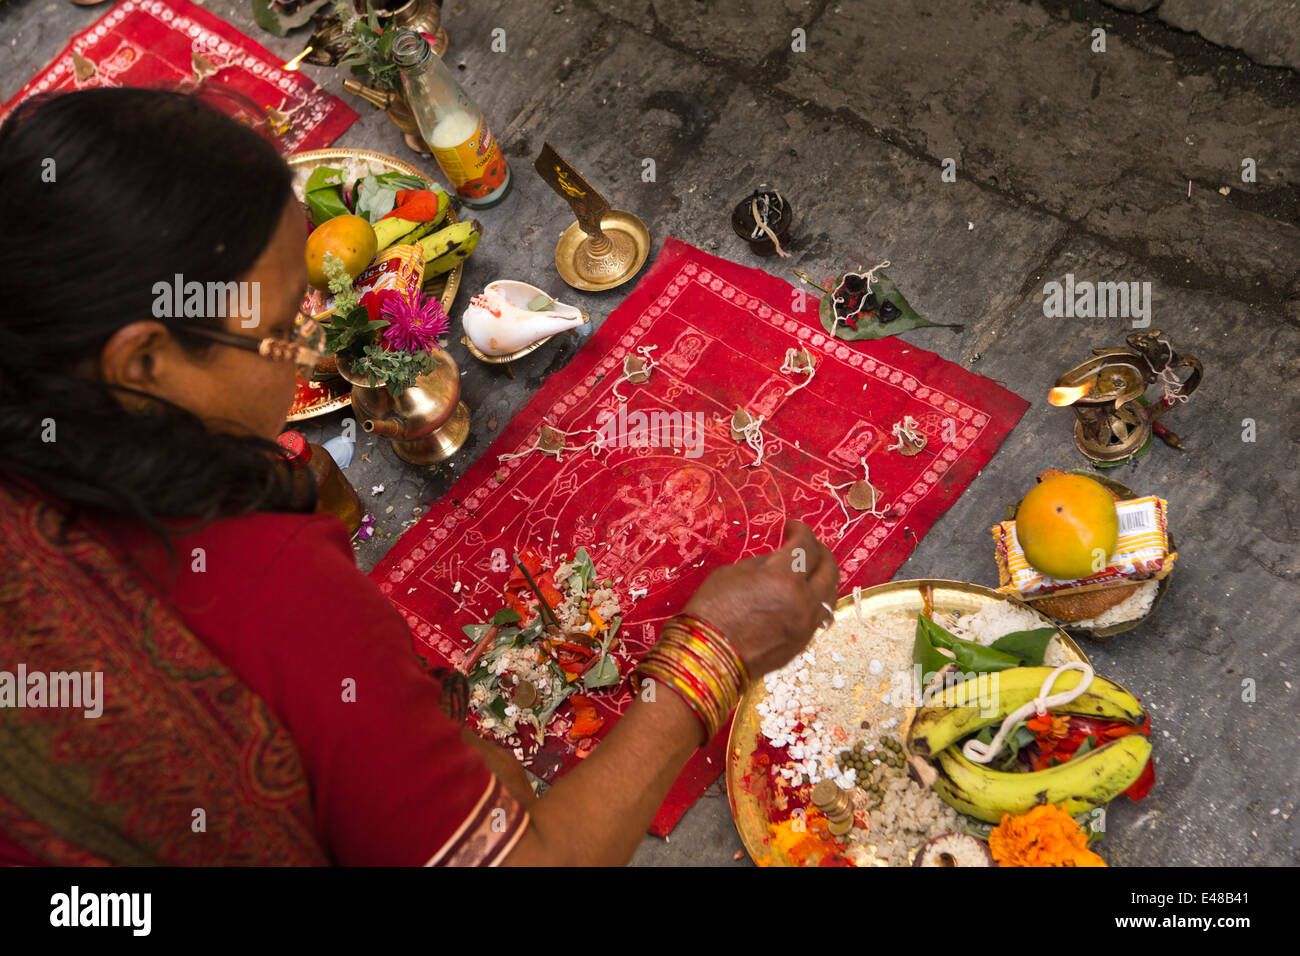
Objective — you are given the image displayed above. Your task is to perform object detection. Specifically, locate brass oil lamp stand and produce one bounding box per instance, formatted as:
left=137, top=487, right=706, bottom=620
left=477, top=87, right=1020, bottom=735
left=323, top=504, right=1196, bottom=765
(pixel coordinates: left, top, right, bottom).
left=1048, top=331, right=1202, bottom=466
left=534, top=142, right=650, bottom=292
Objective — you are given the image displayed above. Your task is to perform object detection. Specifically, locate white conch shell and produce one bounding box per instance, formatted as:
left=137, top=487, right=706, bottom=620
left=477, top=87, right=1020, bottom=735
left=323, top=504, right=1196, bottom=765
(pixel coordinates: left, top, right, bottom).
left=462, top=280, right=586, bottom=356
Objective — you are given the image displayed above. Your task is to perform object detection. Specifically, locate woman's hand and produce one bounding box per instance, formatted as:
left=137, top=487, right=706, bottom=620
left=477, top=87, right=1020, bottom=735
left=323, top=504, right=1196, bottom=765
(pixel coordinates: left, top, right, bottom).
left=681, top=519, right=839, bottom=678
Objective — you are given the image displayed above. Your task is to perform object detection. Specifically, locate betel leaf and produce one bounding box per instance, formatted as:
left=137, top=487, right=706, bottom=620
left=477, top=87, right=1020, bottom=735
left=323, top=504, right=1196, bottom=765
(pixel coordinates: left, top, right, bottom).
left=485, top=696, right=509, bottom=723
left=818, top=273, right=963, bottom=341
left=989, top=628, right=1056, bottom=667
left=491, top=608, right=522, bottom=626
left=913, top=615, right=956, bottom=681
left=913, top=615, right=1023, bottom=681
left=462, top=623, right=492, bottom=643
left=251, top=0, right=332, bottom=37
left=306, top=186, right=349, bottom=227
left=304, top=166, right=343, bottom=193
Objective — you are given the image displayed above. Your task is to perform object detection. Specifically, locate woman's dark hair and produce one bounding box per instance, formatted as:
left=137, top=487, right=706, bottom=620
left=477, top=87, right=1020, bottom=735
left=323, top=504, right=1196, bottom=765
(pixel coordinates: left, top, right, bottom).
left=0, top=87, right=307, bottom=537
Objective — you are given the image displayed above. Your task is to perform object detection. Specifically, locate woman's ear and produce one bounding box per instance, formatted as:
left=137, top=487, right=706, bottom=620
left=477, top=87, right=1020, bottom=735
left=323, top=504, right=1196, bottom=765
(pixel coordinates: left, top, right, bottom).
left=99, top=320, right=175, bottom=394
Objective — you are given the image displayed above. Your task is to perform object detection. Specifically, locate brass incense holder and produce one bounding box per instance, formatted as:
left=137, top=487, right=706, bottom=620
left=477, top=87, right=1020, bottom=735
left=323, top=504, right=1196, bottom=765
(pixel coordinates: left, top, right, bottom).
left=534, top=142, right=650, bottom=292
left=1048, top=331, right=1202, bottom=465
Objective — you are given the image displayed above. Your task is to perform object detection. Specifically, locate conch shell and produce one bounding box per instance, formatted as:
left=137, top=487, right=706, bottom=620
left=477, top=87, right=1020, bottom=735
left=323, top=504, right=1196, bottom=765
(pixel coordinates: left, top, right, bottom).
left=462, top=280, right=586, bottom=357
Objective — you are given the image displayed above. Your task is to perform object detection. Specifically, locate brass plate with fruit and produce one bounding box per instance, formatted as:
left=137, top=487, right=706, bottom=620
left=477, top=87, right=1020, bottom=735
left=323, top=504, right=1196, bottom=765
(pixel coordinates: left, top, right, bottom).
left=286, top=148, right=463, bottom=420
left=726, top=579, right=1086, bottom=867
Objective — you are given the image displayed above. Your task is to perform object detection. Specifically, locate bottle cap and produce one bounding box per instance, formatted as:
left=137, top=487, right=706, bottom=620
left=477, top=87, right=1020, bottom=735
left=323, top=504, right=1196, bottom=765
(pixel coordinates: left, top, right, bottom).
left=276, top=430, right=312, bottom=463
left=391, top=30, right=432, bottom=70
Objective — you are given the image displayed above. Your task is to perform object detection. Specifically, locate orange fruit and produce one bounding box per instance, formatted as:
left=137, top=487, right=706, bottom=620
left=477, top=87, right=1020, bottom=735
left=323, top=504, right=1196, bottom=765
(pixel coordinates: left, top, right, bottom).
left=305, top=214, right=377, bottom=290
left=1014, top=473, right=1119, bottom=580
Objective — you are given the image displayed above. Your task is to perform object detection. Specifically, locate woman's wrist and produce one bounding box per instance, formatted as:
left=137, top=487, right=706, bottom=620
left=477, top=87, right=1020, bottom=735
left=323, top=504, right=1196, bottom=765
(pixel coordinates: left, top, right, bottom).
left=632, top=613, right=749, bottom=745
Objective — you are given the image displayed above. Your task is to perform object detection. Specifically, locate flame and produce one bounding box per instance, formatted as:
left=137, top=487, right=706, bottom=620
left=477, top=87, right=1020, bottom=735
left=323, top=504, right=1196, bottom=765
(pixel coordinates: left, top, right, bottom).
left=282, top=46, right=313, bottom=72
left=1048, top=381, right=1094, bottom=407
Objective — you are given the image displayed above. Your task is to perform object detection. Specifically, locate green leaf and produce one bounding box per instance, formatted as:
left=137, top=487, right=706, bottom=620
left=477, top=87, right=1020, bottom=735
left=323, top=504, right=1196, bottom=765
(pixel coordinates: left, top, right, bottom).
left=1075, top=734, right=1097, bottom=758
left=251, top=0, right=332, bottom=36
left=462, top=623, right=491, bottom=643
left=913, top=614, right=1023, bottom=679
left=818, top=273, right=964, bottom=341
left=1006, top=722, right=1035, bottom=759
left=370, top=171, right=428, bottom=191
left=582, top=655, right=621, bottom=690
left=304, top=166, right=343, bottom=193
left=491, top=608, right=522, bottom=626
left=306, top=186, right=350, bottom=227
left=485, top=696, right=509, bottom=723
left=989, top=628, right=1056, bottom=667
left=913, top=614, right=955, bottom=681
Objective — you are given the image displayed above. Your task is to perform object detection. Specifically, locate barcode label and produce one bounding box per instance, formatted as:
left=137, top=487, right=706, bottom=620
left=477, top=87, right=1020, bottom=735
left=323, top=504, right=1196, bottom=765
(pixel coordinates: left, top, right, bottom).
left=1118, top=505, right=1155, bottom=534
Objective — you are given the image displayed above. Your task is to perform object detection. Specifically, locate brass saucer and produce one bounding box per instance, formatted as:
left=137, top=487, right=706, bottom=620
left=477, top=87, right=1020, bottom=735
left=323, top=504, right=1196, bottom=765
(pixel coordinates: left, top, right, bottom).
left=461, top=328, right=583, bottom=379
left=554, top=211, right=650, bottom=292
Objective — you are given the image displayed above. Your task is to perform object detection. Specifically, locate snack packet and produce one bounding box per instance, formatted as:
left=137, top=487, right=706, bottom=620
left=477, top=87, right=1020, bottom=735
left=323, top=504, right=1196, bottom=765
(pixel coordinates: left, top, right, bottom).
left=994, top=495, right=1176, bottom=598
left=308, top=243, right=425, bottom=321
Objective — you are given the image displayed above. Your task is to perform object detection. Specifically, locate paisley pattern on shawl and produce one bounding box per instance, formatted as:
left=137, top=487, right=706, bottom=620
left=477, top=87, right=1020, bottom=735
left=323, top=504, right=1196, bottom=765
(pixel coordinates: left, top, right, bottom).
left=0, top=481, right=327, bottom=865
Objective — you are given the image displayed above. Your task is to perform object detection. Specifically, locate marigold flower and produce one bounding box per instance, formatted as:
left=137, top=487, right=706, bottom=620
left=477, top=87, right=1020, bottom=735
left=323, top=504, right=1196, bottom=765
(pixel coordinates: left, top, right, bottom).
left=988, top=804, right=1107, bottom=867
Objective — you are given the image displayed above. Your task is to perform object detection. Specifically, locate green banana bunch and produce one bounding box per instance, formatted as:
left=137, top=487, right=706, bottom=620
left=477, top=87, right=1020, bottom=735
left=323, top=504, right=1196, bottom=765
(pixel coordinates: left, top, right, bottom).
left=419, top=219, right=482, bottom=280
left=931, top=733, right=1151, bottom=823
left=907, top=666, right=1146, bottom=758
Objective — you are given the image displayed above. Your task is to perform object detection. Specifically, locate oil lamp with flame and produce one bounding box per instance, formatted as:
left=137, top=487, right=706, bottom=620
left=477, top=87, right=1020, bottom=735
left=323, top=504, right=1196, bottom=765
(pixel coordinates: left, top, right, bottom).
left=1048, top=331, right=1202, bottom=465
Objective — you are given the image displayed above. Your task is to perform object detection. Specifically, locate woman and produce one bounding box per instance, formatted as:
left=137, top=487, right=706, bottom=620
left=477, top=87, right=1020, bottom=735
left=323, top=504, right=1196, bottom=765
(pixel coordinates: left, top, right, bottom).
left=0, top=89, right=838, bottom=866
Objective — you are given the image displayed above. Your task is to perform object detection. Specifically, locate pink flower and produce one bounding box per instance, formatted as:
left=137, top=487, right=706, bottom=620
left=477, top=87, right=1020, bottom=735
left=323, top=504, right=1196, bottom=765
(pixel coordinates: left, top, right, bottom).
left=380, top=290, right=450, bottom=353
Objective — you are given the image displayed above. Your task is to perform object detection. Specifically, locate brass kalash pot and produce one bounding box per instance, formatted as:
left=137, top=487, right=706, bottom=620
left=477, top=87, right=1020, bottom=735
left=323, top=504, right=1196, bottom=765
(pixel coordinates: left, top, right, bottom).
left=1048, top=331, right=1202, bottom=466
left=337, top=352, right=469, bottom=465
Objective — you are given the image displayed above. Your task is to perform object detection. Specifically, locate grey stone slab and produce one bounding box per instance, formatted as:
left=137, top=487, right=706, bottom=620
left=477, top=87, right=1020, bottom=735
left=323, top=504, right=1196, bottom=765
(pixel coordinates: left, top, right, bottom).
left=583, top=0, right=823, bottom=68
left=771, top=0, right=1300, bottom=304
left=1160, top=0, right=1300, bottom=72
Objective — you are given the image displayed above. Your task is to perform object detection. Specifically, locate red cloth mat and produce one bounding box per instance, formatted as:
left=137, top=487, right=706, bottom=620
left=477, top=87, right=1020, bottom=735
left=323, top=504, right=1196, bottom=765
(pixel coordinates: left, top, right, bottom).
left=2, top=0, right=357, bottom=153
left=372, top=238, right=1029, bottom=835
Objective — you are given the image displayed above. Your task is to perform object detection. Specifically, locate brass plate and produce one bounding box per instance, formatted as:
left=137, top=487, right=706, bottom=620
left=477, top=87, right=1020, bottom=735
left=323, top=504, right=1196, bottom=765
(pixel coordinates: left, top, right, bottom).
left=554, top=210, right=650, bottom=292
left=726, top=578, right=1088, bottom=867
left=287, top=151, right=462, bottom=423
left=460, top=318, right=586, bottom=366
left=286, top=377, right=352, bottom=422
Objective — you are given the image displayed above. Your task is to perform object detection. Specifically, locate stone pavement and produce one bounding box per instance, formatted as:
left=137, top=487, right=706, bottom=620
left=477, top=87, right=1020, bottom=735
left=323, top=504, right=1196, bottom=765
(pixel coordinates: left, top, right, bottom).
left=3, top=0, right=1295, bottom=866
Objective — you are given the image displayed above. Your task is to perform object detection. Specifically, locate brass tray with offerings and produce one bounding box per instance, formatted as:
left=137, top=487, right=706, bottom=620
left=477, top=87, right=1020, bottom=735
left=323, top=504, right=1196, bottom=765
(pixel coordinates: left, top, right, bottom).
left=726, top=578, right=1087, bottom=867
left=286, top=148, right=463, bottom=421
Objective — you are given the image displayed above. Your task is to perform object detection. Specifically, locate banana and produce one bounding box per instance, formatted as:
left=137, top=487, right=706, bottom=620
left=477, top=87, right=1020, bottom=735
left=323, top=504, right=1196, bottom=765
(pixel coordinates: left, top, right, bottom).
left=372, top=216, right=421, bottom=251
left=931, top=733, right=1151, bottom=823
left=907, top=666, right=1146, bottom=758
left=420, top=219, right=482, bottom=280
left=371, top=189, right=452, bottom=250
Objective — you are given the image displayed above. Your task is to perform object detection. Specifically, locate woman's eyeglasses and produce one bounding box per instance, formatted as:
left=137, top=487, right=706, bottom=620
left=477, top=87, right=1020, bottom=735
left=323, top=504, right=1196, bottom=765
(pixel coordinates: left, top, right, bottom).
left=173, top=314, right=325, bottom=380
